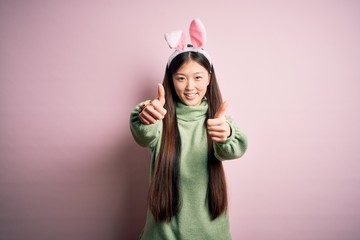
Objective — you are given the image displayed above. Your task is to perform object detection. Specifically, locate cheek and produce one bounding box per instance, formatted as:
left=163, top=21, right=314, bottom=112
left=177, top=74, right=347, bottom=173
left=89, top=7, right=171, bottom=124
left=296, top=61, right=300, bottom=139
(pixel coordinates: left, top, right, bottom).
left=200, top=81, right=210, bottom=91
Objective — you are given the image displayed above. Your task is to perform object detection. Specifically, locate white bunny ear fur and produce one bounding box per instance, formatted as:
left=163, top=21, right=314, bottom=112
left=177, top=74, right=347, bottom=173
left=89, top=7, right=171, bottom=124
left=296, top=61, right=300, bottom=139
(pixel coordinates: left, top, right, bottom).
left=165, top=30, right=186, bottom=50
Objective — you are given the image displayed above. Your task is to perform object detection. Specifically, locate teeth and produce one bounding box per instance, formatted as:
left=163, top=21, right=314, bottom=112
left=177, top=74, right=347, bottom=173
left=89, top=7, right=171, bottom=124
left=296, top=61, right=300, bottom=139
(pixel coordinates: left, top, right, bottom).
left=185, top=93, right=196, bottom=96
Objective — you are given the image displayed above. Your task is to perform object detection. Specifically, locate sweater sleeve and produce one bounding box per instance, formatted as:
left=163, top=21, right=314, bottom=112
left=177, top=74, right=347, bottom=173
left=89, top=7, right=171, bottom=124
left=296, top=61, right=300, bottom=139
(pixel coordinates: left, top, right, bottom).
left=129, top=102, right=162, bottom=148
left=213, top=116, right=248, bottom=161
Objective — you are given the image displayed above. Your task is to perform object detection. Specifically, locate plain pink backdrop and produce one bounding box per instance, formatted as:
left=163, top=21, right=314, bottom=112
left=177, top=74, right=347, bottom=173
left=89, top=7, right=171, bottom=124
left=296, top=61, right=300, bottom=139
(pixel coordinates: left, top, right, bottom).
left=1, top=1, right=360, bottom=239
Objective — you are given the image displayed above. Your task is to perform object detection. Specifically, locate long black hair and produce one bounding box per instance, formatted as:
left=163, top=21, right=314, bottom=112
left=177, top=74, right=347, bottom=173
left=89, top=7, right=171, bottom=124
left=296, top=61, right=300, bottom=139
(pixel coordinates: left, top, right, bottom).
left=148, top=51, right=228, bottom=222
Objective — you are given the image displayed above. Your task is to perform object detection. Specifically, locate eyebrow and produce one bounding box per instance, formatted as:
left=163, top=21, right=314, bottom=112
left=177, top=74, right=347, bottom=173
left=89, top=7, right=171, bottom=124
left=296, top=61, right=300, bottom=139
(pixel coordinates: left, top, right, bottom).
left=174, top=71, right=205, bottom=76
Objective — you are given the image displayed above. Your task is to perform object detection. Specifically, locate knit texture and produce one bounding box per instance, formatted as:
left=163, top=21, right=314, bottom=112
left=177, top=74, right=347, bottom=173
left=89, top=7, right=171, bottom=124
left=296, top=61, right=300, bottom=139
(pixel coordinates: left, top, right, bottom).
left=129, top=100, right=247, bottom=240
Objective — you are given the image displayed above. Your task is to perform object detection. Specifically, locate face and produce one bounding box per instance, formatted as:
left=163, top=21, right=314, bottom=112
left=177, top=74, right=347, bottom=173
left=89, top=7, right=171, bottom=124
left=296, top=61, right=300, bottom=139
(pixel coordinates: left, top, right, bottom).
left=172, top=59, right=210, bottom=106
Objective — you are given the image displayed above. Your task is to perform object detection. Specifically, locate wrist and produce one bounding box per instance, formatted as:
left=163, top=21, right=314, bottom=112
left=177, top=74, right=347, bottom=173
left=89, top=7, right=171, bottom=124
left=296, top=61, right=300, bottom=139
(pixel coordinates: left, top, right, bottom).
left=227, top=123, right=232, bottom=138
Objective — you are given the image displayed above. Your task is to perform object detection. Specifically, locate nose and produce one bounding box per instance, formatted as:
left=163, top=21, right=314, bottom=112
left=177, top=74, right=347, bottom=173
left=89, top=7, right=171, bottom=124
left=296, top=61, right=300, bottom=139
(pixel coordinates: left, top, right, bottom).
left=185, top=79, right=195, bottom=90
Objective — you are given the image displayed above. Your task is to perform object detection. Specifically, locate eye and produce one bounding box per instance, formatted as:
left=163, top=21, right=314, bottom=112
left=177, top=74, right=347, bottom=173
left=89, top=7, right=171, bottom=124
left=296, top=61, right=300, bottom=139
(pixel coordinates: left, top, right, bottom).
left=176, top=77, right=185, bottom=81
left=195, top=76, right=203, bottom=80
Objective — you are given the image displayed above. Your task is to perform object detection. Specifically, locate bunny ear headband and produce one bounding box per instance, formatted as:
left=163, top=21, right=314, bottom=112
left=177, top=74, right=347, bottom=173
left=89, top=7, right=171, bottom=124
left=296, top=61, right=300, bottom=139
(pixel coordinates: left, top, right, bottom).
left=165, top=19, right=212, bottom=67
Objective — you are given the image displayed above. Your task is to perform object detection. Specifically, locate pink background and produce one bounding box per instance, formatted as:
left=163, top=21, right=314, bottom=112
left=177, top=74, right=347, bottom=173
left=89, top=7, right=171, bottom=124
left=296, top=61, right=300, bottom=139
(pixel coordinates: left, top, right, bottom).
left=1, top=1, right=360, bottom=239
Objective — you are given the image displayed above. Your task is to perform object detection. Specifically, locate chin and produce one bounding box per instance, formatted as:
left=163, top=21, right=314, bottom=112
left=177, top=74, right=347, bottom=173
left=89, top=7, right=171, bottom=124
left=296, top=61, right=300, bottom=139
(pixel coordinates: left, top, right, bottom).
left=186, top=101, right=200, bottom=106
left=181, top=95, right=201, bottom=106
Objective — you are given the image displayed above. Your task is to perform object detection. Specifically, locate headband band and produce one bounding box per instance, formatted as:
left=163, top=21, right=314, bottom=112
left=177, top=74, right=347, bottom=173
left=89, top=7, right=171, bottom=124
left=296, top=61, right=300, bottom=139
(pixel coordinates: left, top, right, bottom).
left=166, top=45, right=212, bottom=67
left=165, top=19, right=212, bottom=67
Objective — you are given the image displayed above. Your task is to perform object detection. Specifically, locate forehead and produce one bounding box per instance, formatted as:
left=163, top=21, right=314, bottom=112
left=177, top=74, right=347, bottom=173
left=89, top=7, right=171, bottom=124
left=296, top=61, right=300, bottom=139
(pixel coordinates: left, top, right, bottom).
left=175, top=59, right=208, bottom=74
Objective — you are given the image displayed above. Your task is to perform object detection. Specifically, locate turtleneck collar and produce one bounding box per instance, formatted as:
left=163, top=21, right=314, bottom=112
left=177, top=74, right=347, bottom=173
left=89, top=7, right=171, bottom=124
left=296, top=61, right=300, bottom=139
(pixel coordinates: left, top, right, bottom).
left=176, top=100, right=208, bottom=121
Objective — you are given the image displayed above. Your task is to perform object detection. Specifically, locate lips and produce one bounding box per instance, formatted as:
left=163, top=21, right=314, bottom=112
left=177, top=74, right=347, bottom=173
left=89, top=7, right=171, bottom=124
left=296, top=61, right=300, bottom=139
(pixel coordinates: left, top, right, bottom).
left=184, top=93, right=197, bottom=100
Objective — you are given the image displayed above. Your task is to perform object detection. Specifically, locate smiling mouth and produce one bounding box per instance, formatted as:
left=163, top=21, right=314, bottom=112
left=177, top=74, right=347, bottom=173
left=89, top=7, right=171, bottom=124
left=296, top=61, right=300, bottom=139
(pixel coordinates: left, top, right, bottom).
left=185, top=93, right=196, bottom=97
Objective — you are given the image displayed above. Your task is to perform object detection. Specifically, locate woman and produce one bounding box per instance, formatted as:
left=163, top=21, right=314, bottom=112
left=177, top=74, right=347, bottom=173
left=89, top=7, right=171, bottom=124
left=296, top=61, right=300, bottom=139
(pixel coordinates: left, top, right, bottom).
left=130, top=19, right=247, bottom=240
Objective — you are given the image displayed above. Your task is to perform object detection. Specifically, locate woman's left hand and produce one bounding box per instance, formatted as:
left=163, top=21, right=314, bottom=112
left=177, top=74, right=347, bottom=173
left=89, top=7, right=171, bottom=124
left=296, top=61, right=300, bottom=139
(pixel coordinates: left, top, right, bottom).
left=207, top=101, right=231, bottom=143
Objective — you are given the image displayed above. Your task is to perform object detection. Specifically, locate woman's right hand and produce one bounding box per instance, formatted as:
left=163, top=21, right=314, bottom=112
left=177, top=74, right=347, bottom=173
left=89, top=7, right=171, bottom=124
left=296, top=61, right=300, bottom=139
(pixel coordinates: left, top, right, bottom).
left=139, top=83, right=167, bottom=125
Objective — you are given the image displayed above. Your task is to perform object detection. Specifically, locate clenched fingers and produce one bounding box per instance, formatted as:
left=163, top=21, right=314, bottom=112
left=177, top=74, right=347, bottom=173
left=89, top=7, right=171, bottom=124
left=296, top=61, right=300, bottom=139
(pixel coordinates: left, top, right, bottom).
left=207, top=119, right=231, bottom=142
left=139, top=100, right=167, bottom=124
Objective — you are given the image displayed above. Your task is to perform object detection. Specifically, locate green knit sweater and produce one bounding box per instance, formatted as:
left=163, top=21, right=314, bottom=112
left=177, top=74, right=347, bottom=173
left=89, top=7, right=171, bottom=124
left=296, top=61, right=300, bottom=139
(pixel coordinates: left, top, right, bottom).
left=130, top=100, right=247, bottom=240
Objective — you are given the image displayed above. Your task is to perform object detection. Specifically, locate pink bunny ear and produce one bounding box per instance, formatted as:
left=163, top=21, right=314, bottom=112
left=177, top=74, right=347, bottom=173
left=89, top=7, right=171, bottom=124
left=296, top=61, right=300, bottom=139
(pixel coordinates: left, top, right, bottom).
left=165, top=30, right=186, bottom=50
left=189, top=19, right=207, bottom=48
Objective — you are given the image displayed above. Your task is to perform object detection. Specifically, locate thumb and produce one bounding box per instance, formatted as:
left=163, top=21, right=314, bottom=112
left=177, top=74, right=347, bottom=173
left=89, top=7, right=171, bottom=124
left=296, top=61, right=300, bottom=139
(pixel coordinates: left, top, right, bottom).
left=157, top=83, right=165, bottom=106
left=214, top=101, right=228, bottom=118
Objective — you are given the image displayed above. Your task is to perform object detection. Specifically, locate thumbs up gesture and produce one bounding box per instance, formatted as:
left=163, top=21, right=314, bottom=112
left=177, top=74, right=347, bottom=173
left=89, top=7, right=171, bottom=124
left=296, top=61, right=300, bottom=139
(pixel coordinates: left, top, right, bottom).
left=139, top=83, right=167, bottom=125
left=207, top=101, right=231, bottom=142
